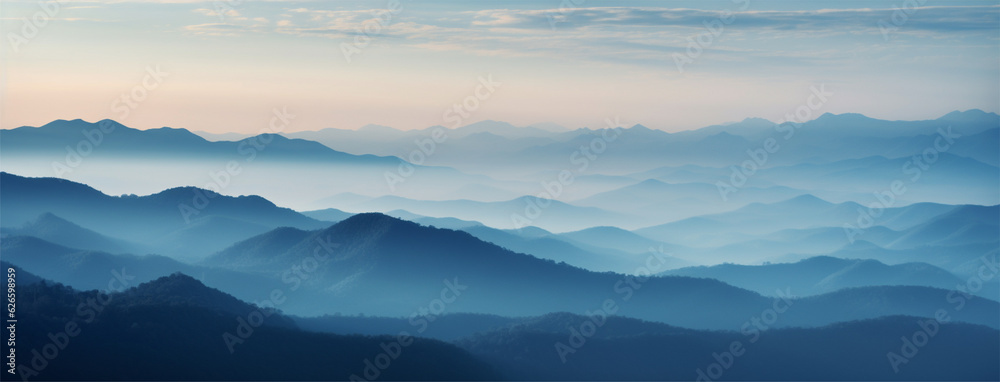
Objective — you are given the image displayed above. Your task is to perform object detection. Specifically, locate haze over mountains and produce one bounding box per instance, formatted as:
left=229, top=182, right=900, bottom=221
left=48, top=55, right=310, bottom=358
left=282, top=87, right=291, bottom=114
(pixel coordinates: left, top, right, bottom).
left=1, top=110, right=997, bottom=380
left=7, top=0, right=1000, bottom=377
left=3, top=110, right=997, bottom=215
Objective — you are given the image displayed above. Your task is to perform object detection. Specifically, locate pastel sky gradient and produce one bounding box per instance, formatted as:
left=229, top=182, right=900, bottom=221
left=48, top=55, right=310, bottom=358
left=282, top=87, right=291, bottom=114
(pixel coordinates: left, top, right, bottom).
left=2, top=0, right=998, bottom=133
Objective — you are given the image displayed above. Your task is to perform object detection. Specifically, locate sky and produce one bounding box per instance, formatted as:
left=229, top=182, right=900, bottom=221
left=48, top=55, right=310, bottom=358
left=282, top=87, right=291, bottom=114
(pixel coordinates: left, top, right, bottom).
left=2, top=0, right=998, bottom=133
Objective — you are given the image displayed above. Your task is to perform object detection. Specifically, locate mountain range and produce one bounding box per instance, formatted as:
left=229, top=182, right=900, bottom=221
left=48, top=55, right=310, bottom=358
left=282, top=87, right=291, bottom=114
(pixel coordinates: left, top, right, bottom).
left=2, top=110, right=998, bottom=381
left=0, top=172, right=326, bottom=260
left=10, top=262, right=997, bottom=381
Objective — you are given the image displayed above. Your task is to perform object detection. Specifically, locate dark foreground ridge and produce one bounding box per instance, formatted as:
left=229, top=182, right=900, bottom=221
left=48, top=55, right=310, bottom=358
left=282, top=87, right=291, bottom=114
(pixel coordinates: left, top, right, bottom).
left=7, top=263, right=999, bottom=381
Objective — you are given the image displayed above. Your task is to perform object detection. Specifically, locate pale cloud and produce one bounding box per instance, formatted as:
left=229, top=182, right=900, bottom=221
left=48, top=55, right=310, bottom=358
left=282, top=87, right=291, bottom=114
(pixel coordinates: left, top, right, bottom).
left=169, top=2, right=999, bottom=76
left=183, top=22, right=246, bottom=36
left=465, top=5, right=1000, bottom=33
left=267, top=7, right=404, bottom=39
left=178, top=3, right=998, bottom=68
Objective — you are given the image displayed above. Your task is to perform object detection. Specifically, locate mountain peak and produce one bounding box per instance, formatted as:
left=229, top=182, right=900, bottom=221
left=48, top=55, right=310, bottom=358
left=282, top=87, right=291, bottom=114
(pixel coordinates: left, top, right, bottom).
left=96, top=119, right=128, bottom=129
left=937, top=109, right=999, bottom=122
left=31, top=212, right=66, bottom=224
left=37, top=118, right=131, bottom=132
left=449, top=120, right=556, bottom=139
left=635, top=178, right=668, bottom=187
left=814, top=112, right=874, bottom=123
left=741, top=117, right=771, bottom=124
left=784, top=194, right=832, bottom=206
left=125, top=273, right=295, bottom=327
left=145, top=272, right=205, bottom=289
left=331, top=212, right=409, bottom=232
left=153, top=186, right=223, bottom=199
left=142, top=125, right=210, bottom=142
left=248, top=132, right=289, bottom=142
left=116, top=273, right=216, bottom=305
left=622, top=124, right=670, bottom=137
left=128, top=272, right=250, bottom=310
